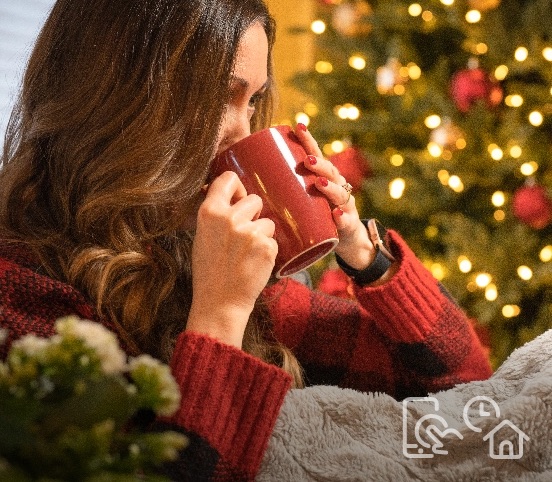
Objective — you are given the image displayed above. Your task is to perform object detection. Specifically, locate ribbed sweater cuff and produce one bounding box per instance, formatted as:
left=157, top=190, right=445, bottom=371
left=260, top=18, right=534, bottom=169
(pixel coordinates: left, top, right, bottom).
left=167, top=331, right=292, bottom=477
left=354, top=230, right=444, bottom=342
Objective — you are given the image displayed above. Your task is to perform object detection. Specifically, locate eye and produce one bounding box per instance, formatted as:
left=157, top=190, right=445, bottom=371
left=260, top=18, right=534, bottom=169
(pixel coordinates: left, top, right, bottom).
left=248, top=92, right=263, bottom=109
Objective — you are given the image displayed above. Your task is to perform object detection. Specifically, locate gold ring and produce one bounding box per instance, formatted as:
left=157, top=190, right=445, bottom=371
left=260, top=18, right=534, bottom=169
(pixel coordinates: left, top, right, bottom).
left=338, top=182, right=353, bottom=207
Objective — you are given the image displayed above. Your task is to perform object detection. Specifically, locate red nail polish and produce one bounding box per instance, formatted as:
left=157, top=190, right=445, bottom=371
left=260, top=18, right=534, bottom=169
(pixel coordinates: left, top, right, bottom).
left=307, top=155, right=317, bottom=165
left=297, top=123, right=307, bottom=132
left=335, top=208, right=344, bottom=216
left=319, top=176, right=328, bottom=187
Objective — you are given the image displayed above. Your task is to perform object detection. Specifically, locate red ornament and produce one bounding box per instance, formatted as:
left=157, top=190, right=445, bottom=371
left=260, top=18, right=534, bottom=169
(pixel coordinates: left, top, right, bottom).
left=512, top=183, right=552, bottom=229
left=329, top=146, right=372, bottom=192
left=450, top=67, right=503, bottom=113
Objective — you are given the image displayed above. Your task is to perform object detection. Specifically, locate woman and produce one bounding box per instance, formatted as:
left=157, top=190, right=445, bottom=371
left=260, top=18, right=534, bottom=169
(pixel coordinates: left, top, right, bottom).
left=0, top=0, right=492, bottom=480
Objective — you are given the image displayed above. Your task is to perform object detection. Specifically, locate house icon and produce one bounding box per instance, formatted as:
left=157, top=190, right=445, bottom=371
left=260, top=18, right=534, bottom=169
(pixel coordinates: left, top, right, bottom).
left=482, top=419, right=529, bottom=460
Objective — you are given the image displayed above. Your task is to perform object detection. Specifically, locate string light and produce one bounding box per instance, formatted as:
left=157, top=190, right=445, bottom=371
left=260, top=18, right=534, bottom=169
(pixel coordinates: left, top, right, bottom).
left=458, top=256, right=472, bottom=273
left=490, top=147, right=504, bottom=161
left=448, top=175, right=464, bottom=192
left=487, top=143, right=503, bottom=161
left=425, top=225, right=439, bottom=238
left=294, top=112, right=310, bottom=127
left=315, top=61, right=333, bottom=74
left=540, top=245, right=552, bottom=262
left=430, top=263, right=446, bottom=280
left=311, top=20, right=326, bottom=35
left=485, top=284, right=498, bottom=301
left=505, top=94, right=523, bottom=107
left=389, top=178, right=406, bottom=199
left=408, top=3, right=422, bottom=16
left=407, top=63, right=422, bottom=80
left=520, top=161, right=538, bottom=176
left=529, top=111, right=544, bottom=126
left=438, top=169, right=450, bottom=185
left=465, top=10, right=481, bottom=23
left=440, top=0, right=454, bottom=5
left=335, top=103, right=360, bottom=120
left=502, top=305, right=521, bottom=318
left=331, top=140, right=346, bottom=153
left=492, top=191, right=505, bottom=207
left=456, top=138, right=467, bottom=149
left=475, top=273, right=492, bottom=288
left=515, top=47, right=528, bottom=61
left=425, top=115, right=441, bottom=129
left=543, top=47, right=552, bottom=61
left=495, top=65, right=508, bottom=80
left=510, top=145, right=522, bottom=158
left=517, top=265, right=533, bottom=280
left=494, top=210, right=506, bottom=222
left=422, top=10, right=434, bottom=22
left=427, top=142, right=443, bottom=158
left=475, top=43, right=488, bottom=54
left=349, top=55, right=366, bottom=70
left=390, top=154, right=404, bottom=166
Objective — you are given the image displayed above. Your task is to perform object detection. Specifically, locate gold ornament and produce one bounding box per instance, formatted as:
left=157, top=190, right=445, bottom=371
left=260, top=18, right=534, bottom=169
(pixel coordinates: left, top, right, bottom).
left=376, top=58, right=407, bottom=95
left=430, top=118, right=464, bottom=150
left=332, top=1, right=373, bottom=37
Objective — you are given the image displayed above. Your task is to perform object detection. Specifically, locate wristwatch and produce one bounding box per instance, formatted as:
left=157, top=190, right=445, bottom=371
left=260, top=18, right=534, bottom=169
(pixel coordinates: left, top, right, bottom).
left=335, top=219, right=395, bottom=286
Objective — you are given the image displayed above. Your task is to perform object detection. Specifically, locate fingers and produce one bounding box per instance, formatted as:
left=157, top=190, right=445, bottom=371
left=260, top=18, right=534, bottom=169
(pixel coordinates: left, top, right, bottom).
left=205, top=170, right=247, bottom=204
left=295, top=123, right=323, bottom=158
left=314, top=176, right=354, bottom=210
left=295, top=124, right=359, bottom=233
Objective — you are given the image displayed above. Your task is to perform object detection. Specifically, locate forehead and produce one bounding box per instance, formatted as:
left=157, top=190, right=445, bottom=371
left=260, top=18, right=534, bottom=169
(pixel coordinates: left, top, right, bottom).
left=233, top=22, right=268, bottom=84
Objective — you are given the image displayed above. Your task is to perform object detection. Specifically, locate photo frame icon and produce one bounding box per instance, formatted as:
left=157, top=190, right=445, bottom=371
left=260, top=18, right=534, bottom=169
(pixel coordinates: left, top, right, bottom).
left=402, top=397, right=463, bottom=459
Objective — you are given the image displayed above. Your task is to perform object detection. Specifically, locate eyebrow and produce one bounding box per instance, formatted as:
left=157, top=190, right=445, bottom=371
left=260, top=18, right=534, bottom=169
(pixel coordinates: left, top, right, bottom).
left=230, top=76, right=268, bottom=92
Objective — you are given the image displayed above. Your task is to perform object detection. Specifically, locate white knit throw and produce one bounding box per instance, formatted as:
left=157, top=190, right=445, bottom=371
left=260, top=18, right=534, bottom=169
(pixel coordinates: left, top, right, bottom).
left=259, top=329, right=552, bottom=481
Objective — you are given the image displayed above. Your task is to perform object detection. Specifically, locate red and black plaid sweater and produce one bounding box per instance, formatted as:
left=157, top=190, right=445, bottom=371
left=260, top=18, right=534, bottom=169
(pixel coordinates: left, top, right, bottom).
left=0, top=231, right=492, bottom=480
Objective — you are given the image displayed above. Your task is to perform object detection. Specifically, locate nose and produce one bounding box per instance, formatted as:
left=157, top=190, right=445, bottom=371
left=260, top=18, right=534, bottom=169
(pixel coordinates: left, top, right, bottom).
left=219, top=108, right=251, bottom=151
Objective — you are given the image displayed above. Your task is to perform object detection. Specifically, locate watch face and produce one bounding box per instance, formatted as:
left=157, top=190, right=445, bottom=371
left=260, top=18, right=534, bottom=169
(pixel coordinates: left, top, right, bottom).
left=367, top=219, right=395, bottom=262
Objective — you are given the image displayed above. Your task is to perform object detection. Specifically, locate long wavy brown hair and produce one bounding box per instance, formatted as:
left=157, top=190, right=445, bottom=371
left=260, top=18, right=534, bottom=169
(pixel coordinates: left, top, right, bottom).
left=0, top=0, right=303, bottom=387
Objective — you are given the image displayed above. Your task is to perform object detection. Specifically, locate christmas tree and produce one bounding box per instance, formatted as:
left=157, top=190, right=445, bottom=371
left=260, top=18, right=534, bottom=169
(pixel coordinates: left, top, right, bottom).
left=288, top=0, right=552, bottom=367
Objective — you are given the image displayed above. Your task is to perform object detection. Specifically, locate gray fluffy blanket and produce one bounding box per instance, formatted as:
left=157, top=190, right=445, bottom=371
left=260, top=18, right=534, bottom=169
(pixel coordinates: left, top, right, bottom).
left=259, top=329, right=552, bottom=481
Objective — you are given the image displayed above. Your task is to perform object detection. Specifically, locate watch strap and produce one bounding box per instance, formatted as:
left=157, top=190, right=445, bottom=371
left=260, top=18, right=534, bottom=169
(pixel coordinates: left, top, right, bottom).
left=335, top=219, right=393, bottom=286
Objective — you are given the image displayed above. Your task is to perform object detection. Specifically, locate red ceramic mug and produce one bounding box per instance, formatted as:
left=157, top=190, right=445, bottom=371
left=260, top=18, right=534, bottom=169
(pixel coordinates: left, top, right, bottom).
left=210, top=125, right=339, bottom=278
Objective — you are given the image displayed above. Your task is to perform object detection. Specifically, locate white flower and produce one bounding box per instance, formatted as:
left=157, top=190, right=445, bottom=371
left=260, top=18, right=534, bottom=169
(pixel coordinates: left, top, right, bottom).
left=55, top=316, right=127, bottom=374
left=12, top=334, right=50, bottom=358
left=129, top=354, right=181, bottom=416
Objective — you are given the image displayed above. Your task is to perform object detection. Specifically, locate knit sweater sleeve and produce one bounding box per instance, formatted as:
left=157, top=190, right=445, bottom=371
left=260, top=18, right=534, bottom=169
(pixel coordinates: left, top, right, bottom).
left=0, top=250, right=291, bottom=481
left=263, top=230, right=492, bottom=398
left=161, top=331, right=291, bottom=480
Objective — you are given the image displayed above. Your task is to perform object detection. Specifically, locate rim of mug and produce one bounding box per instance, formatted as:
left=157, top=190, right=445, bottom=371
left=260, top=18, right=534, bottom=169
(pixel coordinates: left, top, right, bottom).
left=275, top=237, right=339, bottom=279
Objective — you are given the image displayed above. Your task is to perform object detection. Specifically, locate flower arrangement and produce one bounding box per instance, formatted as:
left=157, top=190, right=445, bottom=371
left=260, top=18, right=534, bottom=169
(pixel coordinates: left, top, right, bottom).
left=0, top=316, right=187, bottom=481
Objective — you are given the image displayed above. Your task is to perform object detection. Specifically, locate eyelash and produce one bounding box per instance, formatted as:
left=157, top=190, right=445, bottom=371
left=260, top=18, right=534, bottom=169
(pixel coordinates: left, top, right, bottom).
left=248, top=92, right=264, bottom=109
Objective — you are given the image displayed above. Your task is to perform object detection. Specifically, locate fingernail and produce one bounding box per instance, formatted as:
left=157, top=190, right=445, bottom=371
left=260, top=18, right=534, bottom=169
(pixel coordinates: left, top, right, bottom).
left=319, top=176, right=328, bottom=187
left=297, top=123, right=307, bottom=132
left=307, top=155, right=317, bottom=165
left=335, top=208, right=344, bottom=216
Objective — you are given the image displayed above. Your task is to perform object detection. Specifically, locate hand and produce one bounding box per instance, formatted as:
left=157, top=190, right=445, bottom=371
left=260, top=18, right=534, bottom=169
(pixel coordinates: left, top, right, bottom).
left=186, top=171, right=278, bottom=348
left=294, top=124, right=376, bottom=271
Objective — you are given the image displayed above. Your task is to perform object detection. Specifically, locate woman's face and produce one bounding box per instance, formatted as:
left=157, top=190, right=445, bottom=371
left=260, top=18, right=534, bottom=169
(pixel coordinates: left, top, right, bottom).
left=216, top=21, right=269, bottom=154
